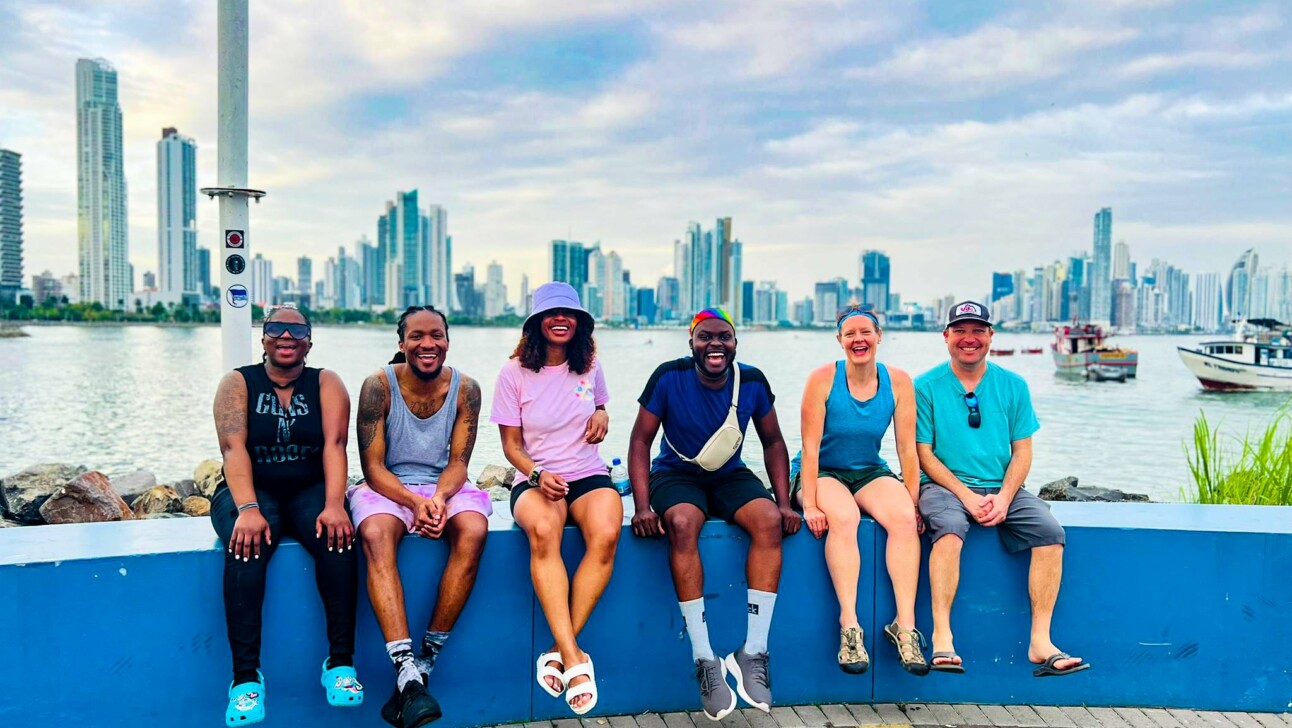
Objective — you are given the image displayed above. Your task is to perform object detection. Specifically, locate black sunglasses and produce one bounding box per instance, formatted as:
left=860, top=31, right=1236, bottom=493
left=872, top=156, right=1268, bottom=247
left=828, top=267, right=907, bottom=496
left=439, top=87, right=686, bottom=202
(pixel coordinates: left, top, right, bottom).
left=964, top=391, right=981, bottom=429
left=264, top=321, right=311, bottom=339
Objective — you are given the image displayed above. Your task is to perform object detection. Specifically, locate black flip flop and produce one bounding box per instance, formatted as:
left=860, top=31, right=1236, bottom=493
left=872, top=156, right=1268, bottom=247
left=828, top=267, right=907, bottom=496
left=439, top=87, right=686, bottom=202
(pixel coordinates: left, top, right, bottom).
left=929, top=650, right=965, bottom=674
left=1033, top=652, right=1090, bottom=677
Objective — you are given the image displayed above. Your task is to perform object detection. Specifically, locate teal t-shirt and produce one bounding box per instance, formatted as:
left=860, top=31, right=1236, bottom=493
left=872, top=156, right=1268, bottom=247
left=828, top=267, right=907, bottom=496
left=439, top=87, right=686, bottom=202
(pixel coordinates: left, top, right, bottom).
left=914, top=362, right=1039, bottom=490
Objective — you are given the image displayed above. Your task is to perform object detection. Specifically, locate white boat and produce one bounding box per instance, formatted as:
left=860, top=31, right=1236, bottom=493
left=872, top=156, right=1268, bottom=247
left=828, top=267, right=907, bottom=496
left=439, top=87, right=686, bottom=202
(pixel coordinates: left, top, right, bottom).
left=1177, top=318, right=1292, bottom=391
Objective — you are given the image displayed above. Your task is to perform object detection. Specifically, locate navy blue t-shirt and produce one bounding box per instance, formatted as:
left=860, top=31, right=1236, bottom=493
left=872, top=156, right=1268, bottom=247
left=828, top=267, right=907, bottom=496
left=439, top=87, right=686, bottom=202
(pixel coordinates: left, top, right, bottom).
left=638, top=358, right=776, bottom=475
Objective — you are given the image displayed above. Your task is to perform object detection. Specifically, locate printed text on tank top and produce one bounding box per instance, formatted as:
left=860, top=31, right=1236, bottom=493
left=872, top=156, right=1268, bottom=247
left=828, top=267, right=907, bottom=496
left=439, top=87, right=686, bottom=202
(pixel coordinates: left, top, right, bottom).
left=397, top=365, right=454, bottom=420
left=263, top=363, right=303, bottom=411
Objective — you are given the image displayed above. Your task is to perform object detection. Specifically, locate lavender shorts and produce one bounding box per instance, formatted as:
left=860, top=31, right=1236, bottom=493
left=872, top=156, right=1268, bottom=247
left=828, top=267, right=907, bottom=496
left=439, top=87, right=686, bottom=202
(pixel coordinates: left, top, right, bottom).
left=347, top=481, right=494, bottom=532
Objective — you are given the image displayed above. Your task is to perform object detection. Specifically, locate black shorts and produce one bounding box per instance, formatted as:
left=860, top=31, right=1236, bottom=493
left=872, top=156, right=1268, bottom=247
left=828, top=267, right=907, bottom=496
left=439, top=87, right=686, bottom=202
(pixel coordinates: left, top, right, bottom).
left=510, top=473, right=616, bottom=514
left=648, top=466, right=773, bottom=524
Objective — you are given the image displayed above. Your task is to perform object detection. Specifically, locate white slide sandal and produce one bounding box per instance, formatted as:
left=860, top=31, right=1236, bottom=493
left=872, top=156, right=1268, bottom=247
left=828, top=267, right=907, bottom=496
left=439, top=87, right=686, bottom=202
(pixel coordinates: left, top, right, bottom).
left=535, top=651, right=565, bottom=698
left=562, top=655, right=598, bottom=716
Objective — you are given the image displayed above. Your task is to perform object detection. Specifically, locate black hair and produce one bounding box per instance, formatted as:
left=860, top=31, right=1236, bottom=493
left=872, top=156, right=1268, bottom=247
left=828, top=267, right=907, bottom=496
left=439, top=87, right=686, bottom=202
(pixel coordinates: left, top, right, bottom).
left=389, top=305, right=450, bottom=364
left=511, top=310, right=596, bottom=374
left=261, top=305, right=312, bottom=364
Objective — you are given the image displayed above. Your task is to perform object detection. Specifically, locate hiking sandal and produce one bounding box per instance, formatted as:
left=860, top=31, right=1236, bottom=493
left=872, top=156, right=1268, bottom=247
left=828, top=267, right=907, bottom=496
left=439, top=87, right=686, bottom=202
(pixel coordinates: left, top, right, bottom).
left=883, top=621, right=930, bottom=676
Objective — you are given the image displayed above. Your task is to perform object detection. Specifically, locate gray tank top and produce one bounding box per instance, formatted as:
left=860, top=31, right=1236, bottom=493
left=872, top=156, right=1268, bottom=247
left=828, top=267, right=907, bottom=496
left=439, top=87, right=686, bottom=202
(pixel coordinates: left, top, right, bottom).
left=384, top=365, right=460, bottom=485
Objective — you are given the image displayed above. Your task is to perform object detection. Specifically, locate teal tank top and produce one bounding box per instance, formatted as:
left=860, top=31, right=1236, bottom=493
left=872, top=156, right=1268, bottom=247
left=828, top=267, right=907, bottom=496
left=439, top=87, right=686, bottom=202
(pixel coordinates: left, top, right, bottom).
left=818, top=361, right=894, bottom=471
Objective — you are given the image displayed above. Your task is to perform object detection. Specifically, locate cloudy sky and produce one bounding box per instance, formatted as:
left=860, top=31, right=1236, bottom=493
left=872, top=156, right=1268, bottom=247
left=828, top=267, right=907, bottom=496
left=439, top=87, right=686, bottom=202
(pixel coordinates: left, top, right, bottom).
left=2, top=0, right=1289, bottom=303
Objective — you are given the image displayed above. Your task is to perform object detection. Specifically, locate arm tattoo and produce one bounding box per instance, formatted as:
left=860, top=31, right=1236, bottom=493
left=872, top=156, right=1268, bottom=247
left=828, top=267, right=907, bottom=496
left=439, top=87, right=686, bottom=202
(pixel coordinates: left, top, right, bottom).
left=356, top=374, right=389, bottom=452
left=213, top=374, right=247, bottom=441
left=455, top=377, right=482, bottom=464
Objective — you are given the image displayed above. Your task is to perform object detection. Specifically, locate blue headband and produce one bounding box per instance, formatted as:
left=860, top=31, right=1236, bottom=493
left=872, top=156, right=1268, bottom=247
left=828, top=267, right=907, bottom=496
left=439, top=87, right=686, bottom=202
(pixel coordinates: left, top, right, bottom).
left=837, top=309, right=879, bottom=331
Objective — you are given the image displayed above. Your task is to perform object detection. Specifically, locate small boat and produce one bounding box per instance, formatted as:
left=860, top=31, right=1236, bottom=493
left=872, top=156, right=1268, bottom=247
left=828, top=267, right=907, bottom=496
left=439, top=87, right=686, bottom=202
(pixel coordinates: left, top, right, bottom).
left=1085, top=364, right=1128, bottom=382
left=990, top=349, right=1016, bottom=356
left=1022, top=347, right=1044, bottom=355
left=1052, top=323, right=1138, bottom=377
left=1177, top=318, right=1292, bottom=391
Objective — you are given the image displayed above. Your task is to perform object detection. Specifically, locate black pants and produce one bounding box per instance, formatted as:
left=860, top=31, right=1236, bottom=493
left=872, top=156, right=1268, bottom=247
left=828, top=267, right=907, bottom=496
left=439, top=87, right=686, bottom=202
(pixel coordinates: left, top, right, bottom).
left=211, top=482, right=357, bottom=679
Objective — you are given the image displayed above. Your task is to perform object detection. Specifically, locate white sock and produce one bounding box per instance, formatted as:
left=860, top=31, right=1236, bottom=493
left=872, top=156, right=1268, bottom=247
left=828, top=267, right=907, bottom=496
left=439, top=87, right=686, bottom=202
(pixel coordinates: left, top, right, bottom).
left=679, top=598, right=716, bottom=662
left=744, top=589, right=777, bottom=655
left=385, top=638, right=422, bottom=690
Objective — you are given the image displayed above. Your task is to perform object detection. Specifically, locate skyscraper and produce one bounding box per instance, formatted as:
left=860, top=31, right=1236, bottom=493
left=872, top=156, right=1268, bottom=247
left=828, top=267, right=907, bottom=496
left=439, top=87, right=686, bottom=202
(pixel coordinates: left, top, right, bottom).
left=0, top=149, right=22, bottom=304
left=550, top=240, right=589, bottom=294
left=1193, top=273, right=1222, bottom=333
left=297, top=256, right=313, bottom=308
left=484, top=261, right=507, bottom=318
left=1112, top=240, right=1130, bottom=280
left=379, top=191, right=424, bottom=309
left=426, top=204, right=451, bottom=310
left=991, top=272, right=1013, bottom=303
left=1226, top=249, right=1259, bottom=322
left=1091, top=208, right=1112, bottom=323
left=196, top=246, right=211, bottom=302
left=156, top=128, right=196, bottom=304
left=77, top=58, right=130, bottom=309
left=860, top=250, right=891, bottom=312
left=358, top=236, right=381, bottom=307
left=251, top=254, right=273, bottom=307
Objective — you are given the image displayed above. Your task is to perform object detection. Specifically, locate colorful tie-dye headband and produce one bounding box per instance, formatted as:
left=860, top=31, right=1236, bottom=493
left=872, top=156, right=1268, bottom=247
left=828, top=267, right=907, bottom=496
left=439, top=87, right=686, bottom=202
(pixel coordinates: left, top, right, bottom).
left=690, top=307, right=734, bottom=333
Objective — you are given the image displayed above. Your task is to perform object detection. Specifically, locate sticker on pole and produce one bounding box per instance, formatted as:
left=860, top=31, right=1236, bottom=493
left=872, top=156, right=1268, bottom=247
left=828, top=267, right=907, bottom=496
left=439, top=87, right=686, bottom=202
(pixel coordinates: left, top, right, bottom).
left=226, top=285, right=249, bottom=308
left=225, top=254, right=246, bottom=275
left=225, top=230, right=245, bottom=249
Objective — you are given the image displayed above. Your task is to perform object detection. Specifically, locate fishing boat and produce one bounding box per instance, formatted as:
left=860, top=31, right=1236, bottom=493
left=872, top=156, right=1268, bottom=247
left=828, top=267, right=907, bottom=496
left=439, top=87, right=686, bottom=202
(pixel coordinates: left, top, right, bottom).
left=1177, top=318, right=1292, bottom=391
left=1052, top=323, right=1138, bottom=377
left=990, top=349, right=1016, bottom=356
left=1022, top=347, right=1044, bottom=355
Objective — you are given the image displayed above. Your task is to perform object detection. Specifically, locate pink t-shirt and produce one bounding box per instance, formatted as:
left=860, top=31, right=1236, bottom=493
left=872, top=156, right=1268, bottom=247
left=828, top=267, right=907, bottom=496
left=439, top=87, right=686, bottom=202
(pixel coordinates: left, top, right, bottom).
left=490, top=357, right=610, bottom=485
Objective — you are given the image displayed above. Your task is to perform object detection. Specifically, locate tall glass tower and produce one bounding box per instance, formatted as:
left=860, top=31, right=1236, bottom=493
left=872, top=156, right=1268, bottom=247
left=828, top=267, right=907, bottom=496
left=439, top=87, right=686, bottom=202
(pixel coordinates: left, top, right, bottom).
left=1091, top=208, right=1112, bottom=322
left=77, top=58, right=130, bottom=309
left=157, top=128, right=197, bottom=303
left=860, top=250, right=891, bottom=313
left=0, top=149, right=22, bottom=304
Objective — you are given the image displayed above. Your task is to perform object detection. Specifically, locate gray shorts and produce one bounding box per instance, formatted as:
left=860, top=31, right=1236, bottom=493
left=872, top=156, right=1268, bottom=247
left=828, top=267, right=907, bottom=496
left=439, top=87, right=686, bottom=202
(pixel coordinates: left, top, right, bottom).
left=918, top=484, right=1065, bottom=553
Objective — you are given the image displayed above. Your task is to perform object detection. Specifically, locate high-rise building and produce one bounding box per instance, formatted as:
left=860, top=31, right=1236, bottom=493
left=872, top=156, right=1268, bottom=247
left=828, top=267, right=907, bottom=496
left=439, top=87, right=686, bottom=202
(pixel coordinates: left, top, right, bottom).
left=1226, top=249, right=1259, bottom=322
left=990, top=272, right=1013, bottom=304
left=358, top=237, right=381, bottom=307
left=519, top=274, right=531, bottom=317
left=550, top=240, right=590, bottom=294
left=156, top=128, right=197, bottom=304
left=1091, top=208, right=1112, bottom=323
left=1276, top=267, right=1292, bottom=324
left=673, top=239, right=690, bottom=314
left=1112, top=240, right=1130, bottom=280
left=603, top=251, right=625, bottom=321
left=860, top=251, right=891, bottom=312
left=296, top=256, right=313, bottom=309
left=0, top=149, right=22, bottom=304
left=1111, top=280, right=1136, bottom=330
left=77, top=58, right=130, bottom=309
left=454, top=265, right=481, bottom=319
left=741, top=280, right=755, bottom=322
left=251, top=254, right=273, bottom=307
left=484, top=261, right=507, bottom=318
left=656, top=276, right=680, bottom=322
left=377, top=192, right=448, bottom=309
left=332, top=247, right=360, bottom=310
left=1193, top=273, right=1223, bottom=333
left=635, top=288, right=657, bottom=324
left=426, top=205, right=451, bottom=310
left=32, top=271, right=63, bottom=305
left=814, top=278, right=849, bottom=325
left=196, top=246, right=212, bottom=302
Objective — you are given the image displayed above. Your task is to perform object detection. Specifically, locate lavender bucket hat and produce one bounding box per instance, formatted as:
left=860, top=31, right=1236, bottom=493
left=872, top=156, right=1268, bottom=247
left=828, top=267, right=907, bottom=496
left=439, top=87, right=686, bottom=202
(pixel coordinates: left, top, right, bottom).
left=527, top=282, right=594, bottom=329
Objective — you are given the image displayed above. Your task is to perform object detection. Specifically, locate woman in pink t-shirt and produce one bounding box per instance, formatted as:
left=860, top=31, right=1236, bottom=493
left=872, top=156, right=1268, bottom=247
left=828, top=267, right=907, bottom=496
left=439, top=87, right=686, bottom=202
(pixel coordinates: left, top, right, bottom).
left=490, top=282, right=621, bottom=716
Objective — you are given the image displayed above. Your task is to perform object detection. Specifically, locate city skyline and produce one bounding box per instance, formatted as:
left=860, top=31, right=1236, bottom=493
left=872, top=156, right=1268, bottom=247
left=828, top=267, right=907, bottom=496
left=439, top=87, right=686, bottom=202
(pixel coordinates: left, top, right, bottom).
left=2, top=3, right=1291, bottom=301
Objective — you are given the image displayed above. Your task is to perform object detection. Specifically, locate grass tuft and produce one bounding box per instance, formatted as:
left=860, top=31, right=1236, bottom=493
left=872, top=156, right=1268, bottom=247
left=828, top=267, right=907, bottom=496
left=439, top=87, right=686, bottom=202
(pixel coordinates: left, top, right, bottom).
left=1184, top=404, right=1292, bottom=505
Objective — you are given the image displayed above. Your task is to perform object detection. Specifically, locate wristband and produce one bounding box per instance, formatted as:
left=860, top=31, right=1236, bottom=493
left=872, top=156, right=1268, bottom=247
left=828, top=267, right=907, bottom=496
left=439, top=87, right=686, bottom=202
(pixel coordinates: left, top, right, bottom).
left=237, top=502, right=260, bottom=513
left=528, top=466, right=545, bottom=487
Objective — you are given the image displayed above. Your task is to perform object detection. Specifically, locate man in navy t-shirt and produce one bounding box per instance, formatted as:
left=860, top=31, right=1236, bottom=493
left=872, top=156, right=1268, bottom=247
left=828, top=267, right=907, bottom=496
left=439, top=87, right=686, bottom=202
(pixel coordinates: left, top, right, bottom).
left=628, top=308, right=800, bottom=721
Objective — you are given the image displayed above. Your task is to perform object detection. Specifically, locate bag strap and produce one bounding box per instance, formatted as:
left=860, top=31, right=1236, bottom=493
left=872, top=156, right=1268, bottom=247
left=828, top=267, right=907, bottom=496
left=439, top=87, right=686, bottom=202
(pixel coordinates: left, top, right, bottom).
left=664, top=363, right=741, bottom=462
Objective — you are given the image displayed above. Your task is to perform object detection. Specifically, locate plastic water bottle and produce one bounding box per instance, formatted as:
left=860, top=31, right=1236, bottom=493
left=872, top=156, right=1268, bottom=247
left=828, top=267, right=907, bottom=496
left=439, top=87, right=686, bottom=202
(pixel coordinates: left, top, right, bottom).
left=610, top=458, right=634, bottom=516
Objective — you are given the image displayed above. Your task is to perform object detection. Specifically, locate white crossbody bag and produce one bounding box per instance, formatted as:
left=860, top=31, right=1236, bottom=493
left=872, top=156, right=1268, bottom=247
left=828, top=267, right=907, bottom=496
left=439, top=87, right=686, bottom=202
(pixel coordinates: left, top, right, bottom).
left=664, top=363, right=744, bottom=472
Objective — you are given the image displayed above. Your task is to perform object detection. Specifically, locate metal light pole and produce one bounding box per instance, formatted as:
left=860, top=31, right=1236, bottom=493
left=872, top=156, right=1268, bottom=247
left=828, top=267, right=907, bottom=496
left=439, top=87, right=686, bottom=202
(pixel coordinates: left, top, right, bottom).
left=201, top=0, right=264, bottom=371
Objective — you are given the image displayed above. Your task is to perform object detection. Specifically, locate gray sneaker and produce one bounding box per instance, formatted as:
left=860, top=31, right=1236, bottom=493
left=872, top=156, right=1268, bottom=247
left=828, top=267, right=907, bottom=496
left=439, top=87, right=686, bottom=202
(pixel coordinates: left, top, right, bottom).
left=695, top=657, right=737, bottom=721
left=724, top=648, right=772, bottom=712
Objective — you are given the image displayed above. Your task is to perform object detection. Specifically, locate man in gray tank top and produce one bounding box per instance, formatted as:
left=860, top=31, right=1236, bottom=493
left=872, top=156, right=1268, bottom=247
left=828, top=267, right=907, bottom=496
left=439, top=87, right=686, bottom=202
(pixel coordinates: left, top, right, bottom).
left=350, top=307, right=491, bottom=728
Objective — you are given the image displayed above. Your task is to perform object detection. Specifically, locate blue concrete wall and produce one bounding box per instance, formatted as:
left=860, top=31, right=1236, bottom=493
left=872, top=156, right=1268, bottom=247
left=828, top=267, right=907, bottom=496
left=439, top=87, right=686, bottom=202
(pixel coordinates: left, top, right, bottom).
left=1, top=503, right=1289, bottom=727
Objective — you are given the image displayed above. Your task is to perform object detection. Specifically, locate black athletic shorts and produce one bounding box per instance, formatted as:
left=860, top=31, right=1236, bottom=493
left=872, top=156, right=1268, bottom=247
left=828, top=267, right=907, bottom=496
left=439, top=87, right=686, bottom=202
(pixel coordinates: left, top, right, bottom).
left=510, top=473, right=616, bottom=514
left=647, top=466, right=773, bottom=524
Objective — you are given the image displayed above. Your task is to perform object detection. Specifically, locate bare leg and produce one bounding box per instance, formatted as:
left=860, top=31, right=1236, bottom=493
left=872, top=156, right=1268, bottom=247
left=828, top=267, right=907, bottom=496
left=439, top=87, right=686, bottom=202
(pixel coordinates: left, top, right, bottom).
left=663, top=504, right=707, bottom=601
left=928, top=534, right=963, bottom=668
left=567, top=488, right=623, bottom=635
left=731, top=498, right=782, bottom=593
left=813, top=477, right=862, bottom=628
left=426, top=511, right=487, bottom=632
left=855, top=477, right=920, bottom=630
left=1026, top=544, right=1081, bottom=669
left=360, top=515, right=411, bottom=643
left=513, top=490, right=580, bottom=698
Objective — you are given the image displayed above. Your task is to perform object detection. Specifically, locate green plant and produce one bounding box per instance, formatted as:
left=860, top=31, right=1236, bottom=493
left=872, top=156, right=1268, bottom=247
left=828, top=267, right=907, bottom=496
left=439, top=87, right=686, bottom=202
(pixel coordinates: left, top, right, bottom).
left=1185, top=405, right=1292, bottom=505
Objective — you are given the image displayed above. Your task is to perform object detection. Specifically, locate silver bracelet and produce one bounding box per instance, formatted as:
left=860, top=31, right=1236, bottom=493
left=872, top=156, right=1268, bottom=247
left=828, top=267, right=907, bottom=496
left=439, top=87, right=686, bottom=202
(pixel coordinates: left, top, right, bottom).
left=237, top=502, right=260, bottom=513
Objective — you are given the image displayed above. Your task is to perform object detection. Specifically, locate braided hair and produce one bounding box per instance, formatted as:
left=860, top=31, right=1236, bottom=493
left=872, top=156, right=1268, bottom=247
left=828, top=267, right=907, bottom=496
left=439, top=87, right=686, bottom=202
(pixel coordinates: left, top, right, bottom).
left=389, top=305, right=450, bottom=364
left=261, top=305, right=313, bottom=364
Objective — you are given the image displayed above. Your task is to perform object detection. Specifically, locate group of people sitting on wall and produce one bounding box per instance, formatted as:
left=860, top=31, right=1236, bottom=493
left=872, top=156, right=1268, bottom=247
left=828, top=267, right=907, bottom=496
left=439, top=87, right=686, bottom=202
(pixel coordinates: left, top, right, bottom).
left=211, top=284, right=1089, bottom=728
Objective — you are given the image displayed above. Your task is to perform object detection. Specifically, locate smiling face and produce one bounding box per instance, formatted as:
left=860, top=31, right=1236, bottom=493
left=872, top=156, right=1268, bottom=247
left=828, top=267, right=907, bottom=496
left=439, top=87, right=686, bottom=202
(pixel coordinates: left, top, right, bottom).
left=838, top=314, right=881, bottom=364
left=690, top=318, right=737, bottom=378
left=540, top=309, right=578, bottom=347
left=400, top=310, right=449, bottom=380
left=261, top=308, right=311, bottom=367
left=944, top=321, right=993, bottom=367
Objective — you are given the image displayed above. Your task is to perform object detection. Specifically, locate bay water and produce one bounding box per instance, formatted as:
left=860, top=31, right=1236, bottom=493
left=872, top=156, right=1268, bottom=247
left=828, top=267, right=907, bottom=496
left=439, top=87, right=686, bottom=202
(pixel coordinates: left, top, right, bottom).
left=1, top=324, right=1286, bottom=503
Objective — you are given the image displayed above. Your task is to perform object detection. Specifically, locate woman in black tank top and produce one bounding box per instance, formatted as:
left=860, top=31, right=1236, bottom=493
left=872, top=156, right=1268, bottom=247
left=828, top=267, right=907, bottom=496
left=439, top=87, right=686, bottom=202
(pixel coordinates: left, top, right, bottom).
left=209, top=307, right=363, bottom=725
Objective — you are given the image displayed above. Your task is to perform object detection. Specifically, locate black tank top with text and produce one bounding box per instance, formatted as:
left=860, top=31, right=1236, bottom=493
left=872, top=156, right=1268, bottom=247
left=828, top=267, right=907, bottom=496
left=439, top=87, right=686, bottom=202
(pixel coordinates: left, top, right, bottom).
left=237, top=364, right=326, bottom=492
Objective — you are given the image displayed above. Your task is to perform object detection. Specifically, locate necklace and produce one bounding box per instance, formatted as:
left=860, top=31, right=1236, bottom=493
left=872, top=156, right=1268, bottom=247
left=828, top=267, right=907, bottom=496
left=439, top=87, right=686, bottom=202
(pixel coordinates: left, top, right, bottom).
left=264, top=363, right=303, bottom=389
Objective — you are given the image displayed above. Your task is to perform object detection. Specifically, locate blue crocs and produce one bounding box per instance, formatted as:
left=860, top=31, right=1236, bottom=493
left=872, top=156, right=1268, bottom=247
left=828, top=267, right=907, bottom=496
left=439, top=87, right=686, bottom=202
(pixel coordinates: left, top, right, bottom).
left=225, top=671, right=265, bottom=726
left=321, top=659, right=364, bottom=707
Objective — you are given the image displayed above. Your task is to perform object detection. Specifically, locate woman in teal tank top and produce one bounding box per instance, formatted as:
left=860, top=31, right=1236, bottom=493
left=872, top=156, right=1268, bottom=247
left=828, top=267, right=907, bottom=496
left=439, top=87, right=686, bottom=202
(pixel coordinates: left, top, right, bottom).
left=796, top=305, right=928, bottom=676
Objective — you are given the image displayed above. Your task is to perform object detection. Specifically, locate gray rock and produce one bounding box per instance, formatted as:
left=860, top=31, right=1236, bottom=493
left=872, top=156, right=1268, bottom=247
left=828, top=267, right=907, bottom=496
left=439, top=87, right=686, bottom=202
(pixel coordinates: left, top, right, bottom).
left=39, top=471, right=134, bottom=524
left=485, top=486, right=510, bottom=502
left=173, top=479, right=198, bottom=499
left=182, top=495, right=211, bottom=517
left=1, top=517, right=24, bottom=528
left=143, top=512, right=188, bottom=519
left=193, top=459, right=223, bottom=498
left=1038, top=476, right=1150, bottom=503
left=476, top=464, right=516, bottom=490
left=1, top=463, right=87, bottom=523
left=112, top=470, right=157, bottom=504
left=132, top=485, right=183, bottom=517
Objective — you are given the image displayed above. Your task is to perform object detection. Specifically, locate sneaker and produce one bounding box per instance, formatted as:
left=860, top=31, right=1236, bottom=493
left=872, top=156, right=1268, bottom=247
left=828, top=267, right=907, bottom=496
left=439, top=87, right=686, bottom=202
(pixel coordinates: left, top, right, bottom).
left=380, top=680, right=443, bottom=728
left=838, top=626, right=870, bottom=674
left=695, top=657, right=737, bottom=721
left=724, top=648, right=772, bottom=712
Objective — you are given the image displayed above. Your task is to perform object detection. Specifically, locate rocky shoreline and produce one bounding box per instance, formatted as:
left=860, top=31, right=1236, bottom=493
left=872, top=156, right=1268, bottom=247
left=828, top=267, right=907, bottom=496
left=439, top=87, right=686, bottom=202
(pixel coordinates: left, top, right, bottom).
left=0, top=463, right=1148, bottom=529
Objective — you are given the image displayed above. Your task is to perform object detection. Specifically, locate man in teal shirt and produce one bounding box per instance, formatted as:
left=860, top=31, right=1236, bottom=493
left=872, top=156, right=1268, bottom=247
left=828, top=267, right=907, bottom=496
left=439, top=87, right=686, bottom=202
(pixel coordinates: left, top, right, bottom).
left=915, top=301, right=1088, bottom=678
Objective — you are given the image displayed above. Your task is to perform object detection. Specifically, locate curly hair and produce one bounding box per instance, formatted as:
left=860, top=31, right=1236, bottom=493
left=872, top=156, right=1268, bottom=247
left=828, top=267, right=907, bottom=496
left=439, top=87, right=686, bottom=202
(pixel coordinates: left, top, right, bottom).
left=511, top=312, right=596, bottom=374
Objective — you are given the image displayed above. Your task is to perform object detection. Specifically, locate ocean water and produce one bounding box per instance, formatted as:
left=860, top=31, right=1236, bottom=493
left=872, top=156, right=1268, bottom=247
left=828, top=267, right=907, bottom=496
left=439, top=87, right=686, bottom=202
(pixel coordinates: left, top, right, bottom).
left=0, top=324, right=1286, bottom=502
